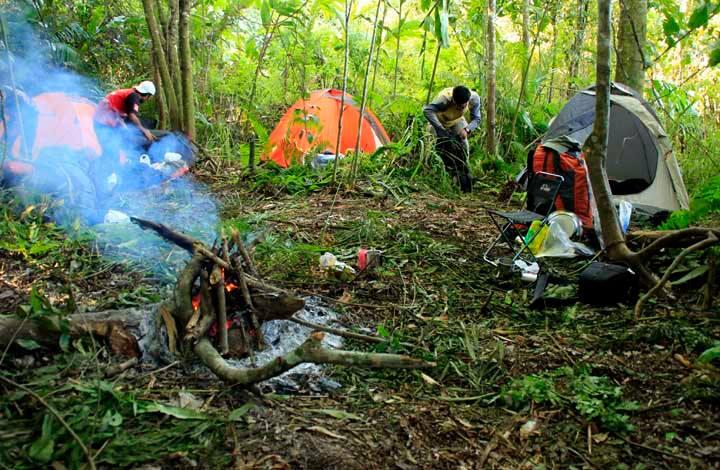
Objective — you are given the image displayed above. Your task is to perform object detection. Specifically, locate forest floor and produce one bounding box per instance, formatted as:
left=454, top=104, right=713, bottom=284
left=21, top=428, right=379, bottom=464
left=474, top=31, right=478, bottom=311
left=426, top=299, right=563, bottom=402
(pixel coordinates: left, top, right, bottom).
left=1, top=163, right=719, bottom=469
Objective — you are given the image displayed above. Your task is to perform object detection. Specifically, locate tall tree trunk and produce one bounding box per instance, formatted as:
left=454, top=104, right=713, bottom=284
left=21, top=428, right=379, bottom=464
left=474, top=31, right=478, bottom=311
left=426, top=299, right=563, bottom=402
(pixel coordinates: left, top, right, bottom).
left=370, top=0, right=387, bottom=100
left=142, top=0, right=181, bottom=129
left=350, top=0, right=383, bottom=182
left=153, top=0, right=174, bottom=126
left=179, top=0, right=195, bottom=139
left=392, top=0, right=405, bottom=97
left=152, top=54, right=168, bottom=129
left=332, top=0, right=353, bottom=183
left=168, top=0, right=184, bottom=125
left=486, top=0, right=497, bottom=155
left=567, top=0, right=589, bottom=98
left=521, top=0, right=530, bottom=103
left=615, top=0, right=647, bottom=93
left=585, top=0, right=635, bottom=263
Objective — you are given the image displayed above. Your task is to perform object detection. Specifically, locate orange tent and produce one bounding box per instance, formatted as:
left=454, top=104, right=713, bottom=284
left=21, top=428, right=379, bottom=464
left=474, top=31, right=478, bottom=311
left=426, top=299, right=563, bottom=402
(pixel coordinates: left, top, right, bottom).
left=263, top=89, right=391, bottom=168
left=2, top=92, right=102, bottom=175
left=31, top=93, right=102, bottom=159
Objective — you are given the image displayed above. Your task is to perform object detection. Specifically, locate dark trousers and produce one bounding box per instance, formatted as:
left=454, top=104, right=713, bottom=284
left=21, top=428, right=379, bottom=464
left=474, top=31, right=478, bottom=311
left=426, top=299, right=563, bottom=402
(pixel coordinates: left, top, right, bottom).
left=436, top=135, right=472, bottom=192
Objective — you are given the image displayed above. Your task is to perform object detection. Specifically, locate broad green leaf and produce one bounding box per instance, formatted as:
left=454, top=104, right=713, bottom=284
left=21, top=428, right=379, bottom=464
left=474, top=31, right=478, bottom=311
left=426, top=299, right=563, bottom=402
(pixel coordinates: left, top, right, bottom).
left=688, top=2, right=710, bottom=29
left=16, top=338, right=42, bottom=350
left=697, top=345, right=720, bottom=364
left=671, top=265, right=708, bottom=285
left=28, top=415, right=55, bottom=463
left=662, top=15, right=680, bottom=38
left=261, top=0, right=272, bottom=27
left=228, top=403, right=258, bottom=421
left=140, top=402, right=210, bottom=420
left=421, top=0, right=433, bottom=11
left=433, top=0, right=450, bottom=47
left=308, top=408, right=363, bottom=420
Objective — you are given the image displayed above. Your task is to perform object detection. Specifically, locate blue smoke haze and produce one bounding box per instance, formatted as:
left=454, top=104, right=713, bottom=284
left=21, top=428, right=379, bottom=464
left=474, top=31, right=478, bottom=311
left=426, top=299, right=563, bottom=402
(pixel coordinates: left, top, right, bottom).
left=1, top=12, right=219, bottom=280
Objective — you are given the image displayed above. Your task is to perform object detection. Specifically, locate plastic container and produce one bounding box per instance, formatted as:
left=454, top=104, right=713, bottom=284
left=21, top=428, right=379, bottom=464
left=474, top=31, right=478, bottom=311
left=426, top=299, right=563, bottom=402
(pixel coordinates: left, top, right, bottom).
left=546, top=211, right=583, bottom=238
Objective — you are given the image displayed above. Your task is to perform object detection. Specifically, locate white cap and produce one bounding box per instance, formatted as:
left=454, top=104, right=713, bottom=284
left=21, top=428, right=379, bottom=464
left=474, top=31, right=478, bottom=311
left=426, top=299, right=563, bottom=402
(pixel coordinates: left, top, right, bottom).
left=134, top=81, right=156, bottom=96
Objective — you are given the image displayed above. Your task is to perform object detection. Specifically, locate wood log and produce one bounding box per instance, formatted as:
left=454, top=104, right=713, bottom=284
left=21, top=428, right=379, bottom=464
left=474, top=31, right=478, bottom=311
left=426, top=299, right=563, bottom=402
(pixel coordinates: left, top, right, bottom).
left=194, top=332, right=435, bottom=384
left=0, top=308, right=147, bottom=357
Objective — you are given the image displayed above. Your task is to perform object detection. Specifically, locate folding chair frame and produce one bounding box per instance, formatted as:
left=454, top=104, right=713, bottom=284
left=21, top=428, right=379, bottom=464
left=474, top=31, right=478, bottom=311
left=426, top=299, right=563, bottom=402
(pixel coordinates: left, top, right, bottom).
left=483, top=171, right=564, bottom=269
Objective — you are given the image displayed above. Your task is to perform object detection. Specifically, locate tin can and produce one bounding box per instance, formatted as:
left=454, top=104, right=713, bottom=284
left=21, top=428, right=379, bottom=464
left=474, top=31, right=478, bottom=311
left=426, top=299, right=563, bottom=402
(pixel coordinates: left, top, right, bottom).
left=358, top=248, right=382, bottom=271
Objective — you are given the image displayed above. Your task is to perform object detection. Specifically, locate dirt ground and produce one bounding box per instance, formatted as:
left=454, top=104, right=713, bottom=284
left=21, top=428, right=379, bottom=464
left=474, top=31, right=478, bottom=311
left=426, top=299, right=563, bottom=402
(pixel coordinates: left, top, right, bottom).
left=1, top=175, right=719, bottom=469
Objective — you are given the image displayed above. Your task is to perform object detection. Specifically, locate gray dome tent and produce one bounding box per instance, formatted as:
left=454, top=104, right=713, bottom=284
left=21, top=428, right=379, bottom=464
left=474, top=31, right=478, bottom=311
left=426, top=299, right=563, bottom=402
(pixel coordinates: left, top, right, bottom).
left=544, top=83, right=690, bottom=212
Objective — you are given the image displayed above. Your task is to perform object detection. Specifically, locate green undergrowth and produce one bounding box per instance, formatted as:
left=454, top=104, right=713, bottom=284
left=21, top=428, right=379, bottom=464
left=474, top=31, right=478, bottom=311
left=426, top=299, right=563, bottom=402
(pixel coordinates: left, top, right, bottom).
left=500, top=365, right=640, bottom=433
left=0, top=356, right=243, bottom=468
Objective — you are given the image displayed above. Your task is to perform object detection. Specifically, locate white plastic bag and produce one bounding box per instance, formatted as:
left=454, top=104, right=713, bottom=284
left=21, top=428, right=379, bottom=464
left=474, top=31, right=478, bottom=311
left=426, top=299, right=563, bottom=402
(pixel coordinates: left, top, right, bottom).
left=535, top=220, right=594, bottom=258
left=617, top=200, right=633, bottom=233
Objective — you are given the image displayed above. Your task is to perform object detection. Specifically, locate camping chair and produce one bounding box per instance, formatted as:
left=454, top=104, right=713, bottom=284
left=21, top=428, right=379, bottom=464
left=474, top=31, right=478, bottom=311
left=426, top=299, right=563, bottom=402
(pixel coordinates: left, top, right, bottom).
left=483, top=171, right=564, bottom=269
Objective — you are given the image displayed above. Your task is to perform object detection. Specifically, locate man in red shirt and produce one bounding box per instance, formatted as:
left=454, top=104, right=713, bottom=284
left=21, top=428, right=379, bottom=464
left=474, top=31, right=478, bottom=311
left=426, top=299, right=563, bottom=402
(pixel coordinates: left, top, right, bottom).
left=94, top=81, right=157, bottom=143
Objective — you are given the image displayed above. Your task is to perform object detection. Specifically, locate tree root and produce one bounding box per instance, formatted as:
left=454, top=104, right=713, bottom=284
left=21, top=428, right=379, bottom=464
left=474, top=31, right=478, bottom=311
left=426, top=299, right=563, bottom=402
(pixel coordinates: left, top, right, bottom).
left=194, top=332, right=434, bottom=384
left=635, top=231, right=719, bottom=318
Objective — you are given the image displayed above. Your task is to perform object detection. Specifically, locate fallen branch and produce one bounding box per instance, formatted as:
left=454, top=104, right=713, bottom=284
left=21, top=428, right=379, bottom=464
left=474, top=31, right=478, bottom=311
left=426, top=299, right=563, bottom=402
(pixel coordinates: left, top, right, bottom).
left=631, top=227, right=720, bottom=260
left=635, top=231, right=719, bottom=318
left=289, top=316, right=414, bottom=348
left=0, top=308, right=145, bottom=357
left=194, top=332, right=434, bottom=384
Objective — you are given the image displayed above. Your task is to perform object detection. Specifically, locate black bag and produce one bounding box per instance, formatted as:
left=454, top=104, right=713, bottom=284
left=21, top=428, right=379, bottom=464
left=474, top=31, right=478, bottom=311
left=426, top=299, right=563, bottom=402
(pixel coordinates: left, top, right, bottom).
left=578, top=262, right=638, bottom=305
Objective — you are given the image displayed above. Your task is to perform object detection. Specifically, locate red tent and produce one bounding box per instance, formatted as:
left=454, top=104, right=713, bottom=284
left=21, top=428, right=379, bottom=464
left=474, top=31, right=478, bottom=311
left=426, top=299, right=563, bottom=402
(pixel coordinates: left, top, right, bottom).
left=2, top=92, right=102, bottom=175
left=263, top=89, right=391, bottom=168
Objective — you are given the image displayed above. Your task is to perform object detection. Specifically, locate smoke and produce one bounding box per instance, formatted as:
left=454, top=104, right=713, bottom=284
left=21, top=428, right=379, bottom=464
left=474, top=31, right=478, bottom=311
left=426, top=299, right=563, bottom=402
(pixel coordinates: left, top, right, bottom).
left=1, top=12, right=218, bottom=279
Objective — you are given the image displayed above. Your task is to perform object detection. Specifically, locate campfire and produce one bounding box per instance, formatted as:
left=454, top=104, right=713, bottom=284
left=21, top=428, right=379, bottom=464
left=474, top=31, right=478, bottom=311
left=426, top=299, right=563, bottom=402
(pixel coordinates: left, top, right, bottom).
left=122, top=218, right=433, bottom=383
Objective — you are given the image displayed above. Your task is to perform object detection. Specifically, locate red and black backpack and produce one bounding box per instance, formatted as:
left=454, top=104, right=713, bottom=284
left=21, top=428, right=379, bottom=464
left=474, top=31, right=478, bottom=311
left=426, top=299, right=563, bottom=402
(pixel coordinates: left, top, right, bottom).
left=528, top=144, right=593, bottom=230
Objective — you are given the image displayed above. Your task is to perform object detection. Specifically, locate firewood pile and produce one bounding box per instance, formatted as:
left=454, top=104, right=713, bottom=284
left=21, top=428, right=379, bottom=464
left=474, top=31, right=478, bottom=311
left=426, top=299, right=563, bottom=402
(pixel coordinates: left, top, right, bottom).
left=129, top=217, right=434, bottom=384
left=130, top=217, right=304, bottom=357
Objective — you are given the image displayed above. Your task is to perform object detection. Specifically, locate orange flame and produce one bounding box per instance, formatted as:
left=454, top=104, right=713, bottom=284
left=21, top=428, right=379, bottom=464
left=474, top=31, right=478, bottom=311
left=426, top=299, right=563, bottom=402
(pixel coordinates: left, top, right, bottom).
left=225, top=282, right=238, bottom=292
left=192, top=293, right=201, bottom=311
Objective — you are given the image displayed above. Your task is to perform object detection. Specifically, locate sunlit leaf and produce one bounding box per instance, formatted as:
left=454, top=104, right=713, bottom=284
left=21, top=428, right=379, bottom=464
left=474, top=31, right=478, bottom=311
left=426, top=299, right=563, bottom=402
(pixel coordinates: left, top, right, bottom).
left=261, top=0, right=272, bottom=26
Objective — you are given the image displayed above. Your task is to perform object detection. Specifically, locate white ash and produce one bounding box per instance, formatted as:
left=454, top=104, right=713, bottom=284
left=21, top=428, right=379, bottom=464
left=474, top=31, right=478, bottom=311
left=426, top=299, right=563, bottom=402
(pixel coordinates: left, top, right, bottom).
left=226, top=296, right=343, bottom=393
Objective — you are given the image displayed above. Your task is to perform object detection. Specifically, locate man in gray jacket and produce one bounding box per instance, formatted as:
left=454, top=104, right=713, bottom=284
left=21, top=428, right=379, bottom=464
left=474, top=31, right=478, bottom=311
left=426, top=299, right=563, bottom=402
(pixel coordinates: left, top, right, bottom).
left=423, top=86, right=481, bottom=192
